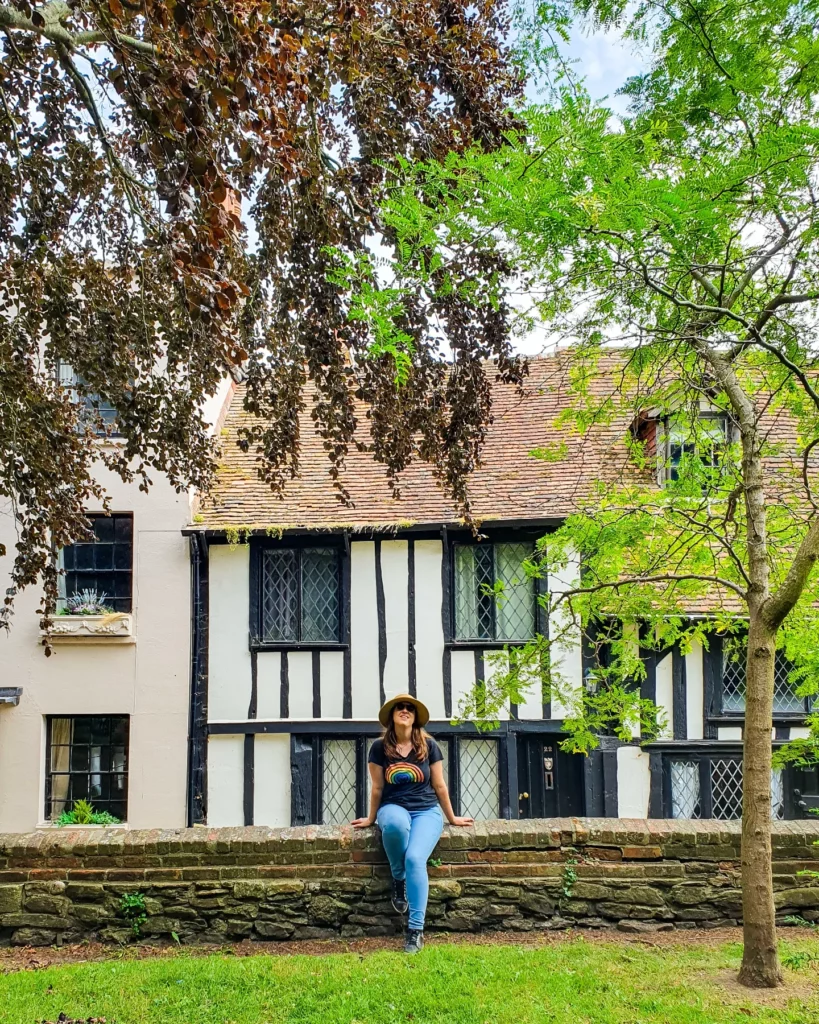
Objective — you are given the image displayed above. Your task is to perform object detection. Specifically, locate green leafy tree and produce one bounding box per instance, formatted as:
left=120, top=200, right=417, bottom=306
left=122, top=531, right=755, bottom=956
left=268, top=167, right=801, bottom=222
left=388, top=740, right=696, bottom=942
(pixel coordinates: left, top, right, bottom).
left=374, top=0, right=819, bottom=988
left=0, top=0, right=525, bottom=635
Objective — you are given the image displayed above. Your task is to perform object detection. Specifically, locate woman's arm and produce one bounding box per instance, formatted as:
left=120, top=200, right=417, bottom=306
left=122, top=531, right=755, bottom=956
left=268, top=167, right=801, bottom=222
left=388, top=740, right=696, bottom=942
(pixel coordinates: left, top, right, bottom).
left=351, top=763, right=383, bottom=828
left=430, top=761, right=473, bottom=826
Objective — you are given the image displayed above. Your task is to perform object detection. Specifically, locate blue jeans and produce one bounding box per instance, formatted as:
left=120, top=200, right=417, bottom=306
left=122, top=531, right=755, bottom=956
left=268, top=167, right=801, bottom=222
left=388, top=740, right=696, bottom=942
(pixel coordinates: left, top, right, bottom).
left=377, top=803, right=444, bottom=930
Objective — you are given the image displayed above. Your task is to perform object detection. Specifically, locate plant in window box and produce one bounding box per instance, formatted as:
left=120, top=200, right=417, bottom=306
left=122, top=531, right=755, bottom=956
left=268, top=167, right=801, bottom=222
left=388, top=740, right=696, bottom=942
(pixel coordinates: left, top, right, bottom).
left=55, top=799, right=121, bottom=827
left=58, top=590, right=115, bottom=616
left=49, top=589, right=132, bottom=639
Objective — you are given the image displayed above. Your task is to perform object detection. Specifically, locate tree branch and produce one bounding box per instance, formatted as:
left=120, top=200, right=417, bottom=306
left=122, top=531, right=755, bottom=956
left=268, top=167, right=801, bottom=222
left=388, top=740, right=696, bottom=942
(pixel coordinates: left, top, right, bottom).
left=551, top=571, right=748, bottom=606
left=0, top=4, right=157, bottom=55
left=763, top=519, right=819, bottom=630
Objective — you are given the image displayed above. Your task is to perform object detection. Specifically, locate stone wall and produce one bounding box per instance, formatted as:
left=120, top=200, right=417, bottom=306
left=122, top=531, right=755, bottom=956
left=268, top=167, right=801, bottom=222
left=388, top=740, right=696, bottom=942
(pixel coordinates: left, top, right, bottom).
left=2, top=819, right=819, bottom=946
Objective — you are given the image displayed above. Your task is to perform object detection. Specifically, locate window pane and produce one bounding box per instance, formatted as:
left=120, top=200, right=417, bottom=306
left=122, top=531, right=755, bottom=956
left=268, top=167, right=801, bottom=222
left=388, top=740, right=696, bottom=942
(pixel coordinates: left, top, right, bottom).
left=711, top=758, right=743, bottom=820
left=435, top=738, right=450, bottom=790
left=301, top=548, right=340, bottom=642
left=322, top=740, right=356, bottom=824
left=75, top=545, right=94, bottom=571
left=454, top=545, right=493, bottom=640
left=114, top=544, right=132, bottom=570
left=93, top=517, right=114, bottom=544
left=723, top=638, right=806, bottom=714
left=59, top=515, right=132, bottom=613
left=261, top=549, right=298, bottom=642
left=459, top=739, right=499, bottom=820
left=94, top=545, right=114, bottom=571
left=46, top=716, right=129, bottom=821
left=114, top=516, right=133, bottom=543
left=495, top=543, right=535, bottom=640
left=670, top=761, right=700, bottom=818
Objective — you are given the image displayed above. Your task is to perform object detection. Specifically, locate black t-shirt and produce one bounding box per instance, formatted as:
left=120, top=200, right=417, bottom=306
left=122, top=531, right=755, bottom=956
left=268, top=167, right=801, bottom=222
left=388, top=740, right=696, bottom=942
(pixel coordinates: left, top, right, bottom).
left=368, top=737, right=443, bottom=812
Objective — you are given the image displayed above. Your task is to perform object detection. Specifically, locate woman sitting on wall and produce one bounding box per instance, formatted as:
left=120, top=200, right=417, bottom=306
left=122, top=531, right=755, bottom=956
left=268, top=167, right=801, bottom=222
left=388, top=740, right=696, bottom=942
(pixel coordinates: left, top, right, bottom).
left=351, top=693, right=473, bottom=953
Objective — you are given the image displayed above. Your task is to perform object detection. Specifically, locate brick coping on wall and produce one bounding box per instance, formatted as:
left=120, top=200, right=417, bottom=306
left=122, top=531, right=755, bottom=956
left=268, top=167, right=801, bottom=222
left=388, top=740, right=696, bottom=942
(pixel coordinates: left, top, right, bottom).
left=3, top=819, right=819, bottom=946
left=3, top=818, right=819, bottom=884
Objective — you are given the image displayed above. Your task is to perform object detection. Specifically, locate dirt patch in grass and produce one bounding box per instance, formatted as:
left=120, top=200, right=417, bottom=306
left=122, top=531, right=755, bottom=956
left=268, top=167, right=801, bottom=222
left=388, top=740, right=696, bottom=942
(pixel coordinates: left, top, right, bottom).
left=0, top=925, right=751, bottom=975
left=702, top=967, right=819, bottom=1011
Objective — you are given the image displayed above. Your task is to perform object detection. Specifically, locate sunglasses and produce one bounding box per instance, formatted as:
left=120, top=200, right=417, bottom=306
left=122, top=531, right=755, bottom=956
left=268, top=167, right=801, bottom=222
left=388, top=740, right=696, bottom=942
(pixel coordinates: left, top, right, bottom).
left=393, top=702, right=416, bottom=713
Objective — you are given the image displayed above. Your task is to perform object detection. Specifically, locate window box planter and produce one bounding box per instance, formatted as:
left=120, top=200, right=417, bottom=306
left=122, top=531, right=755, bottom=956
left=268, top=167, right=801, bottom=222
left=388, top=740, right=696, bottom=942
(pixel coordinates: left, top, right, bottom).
left=36, top=822, right=128, bottom=830
left=44, top=613, right=134, bottom=643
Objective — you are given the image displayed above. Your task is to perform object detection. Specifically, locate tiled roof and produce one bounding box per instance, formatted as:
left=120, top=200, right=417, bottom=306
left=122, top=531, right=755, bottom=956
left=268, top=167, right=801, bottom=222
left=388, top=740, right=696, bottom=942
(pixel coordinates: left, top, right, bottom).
left=196, top=353, right=639, bottom=531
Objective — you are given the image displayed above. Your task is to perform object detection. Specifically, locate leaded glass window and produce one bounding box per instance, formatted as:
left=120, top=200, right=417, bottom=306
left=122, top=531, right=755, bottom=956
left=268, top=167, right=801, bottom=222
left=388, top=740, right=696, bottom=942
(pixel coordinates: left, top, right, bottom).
left=459, top=739, right=499, bottom=820
left=669, top=756, right=785, bottom=821
left=454, top=541, right=535, bottom=641
left=58, top=513, right=133, bottom=613
left=722, top=636, right=810, bottom=715
left=322, top=739, right=356, bottom=825
left=670, top=761, right=701, bottom=818
left=261, top=547, right=340, bottom=643
left=46, top=716, right=129, bottom=821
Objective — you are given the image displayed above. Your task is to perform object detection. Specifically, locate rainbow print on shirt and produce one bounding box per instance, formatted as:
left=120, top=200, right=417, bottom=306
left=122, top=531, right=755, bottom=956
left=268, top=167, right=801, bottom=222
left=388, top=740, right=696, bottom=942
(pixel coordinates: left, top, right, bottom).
left=385, top=762, right=425, bottom=785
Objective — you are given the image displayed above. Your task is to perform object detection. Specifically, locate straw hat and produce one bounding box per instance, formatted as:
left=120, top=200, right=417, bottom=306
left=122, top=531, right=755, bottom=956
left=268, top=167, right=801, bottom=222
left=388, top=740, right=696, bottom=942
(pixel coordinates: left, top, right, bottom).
left=378, top=693, right=430, bottom=728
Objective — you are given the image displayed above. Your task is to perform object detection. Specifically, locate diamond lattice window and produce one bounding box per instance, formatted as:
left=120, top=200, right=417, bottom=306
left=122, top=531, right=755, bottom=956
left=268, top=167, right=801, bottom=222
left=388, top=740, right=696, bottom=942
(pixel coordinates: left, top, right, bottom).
left=436, top=739, right=450, bottom=789
left=771, top=769, right=785, bottom=821
left=670, top=760, right=701, bottom=819
left=458, top=739, right=499, bottom=820
left=710, top=758, right=744, bottom=820
left=261, top=547, right=340, bottom=643
left=322, top=740, right=356, bottom=825
left=722, top=638, right=808, bottom=715
left=454, top=542, right=535, bottom=641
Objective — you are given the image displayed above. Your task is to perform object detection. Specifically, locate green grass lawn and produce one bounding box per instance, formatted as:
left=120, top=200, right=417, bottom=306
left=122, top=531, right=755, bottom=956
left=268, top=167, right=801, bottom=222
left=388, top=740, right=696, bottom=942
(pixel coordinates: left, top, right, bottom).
left=2, top=938, right=819, bottom=1024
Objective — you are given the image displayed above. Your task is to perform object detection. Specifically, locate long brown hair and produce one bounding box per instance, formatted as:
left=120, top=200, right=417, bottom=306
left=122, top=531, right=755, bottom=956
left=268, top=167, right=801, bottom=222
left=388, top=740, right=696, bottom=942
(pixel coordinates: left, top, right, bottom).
left=382, top=708, right=430, bottom=761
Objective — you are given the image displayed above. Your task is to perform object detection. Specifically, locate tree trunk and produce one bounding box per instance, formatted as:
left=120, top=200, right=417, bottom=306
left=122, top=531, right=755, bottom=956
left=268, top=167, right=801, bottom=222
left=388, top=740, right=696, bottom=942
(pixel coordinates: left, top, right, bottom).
left=738, top=614, right=783, bottom=988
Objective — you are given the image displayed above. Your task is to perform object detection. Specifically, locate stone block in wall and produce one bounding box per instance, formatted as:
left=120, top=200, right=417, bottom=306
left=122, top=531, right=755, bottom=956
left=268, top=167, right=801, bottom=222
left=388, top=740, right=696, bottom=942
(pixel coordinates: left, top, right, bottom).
left=0, top=886, right=22, bottom=914
left=11, top=928, right=57, bottom=946
left=1, top=912, right=74, bottom=929
left=774, top=887, right=819, bottom=909
left=255, top=920, right=295, bottom=939
left=599, top=885, right=666, bottom=907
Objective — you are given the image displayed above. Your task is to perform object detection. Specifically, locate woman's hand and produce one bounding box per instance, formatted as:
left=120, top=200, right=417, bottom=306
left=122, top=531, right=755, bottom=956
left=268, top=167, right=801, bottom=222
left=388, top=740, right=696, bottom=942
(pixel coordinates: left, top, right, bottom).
left=351, top=817, right=375, bottom=829
left=449, top=816, right=474, bottom=827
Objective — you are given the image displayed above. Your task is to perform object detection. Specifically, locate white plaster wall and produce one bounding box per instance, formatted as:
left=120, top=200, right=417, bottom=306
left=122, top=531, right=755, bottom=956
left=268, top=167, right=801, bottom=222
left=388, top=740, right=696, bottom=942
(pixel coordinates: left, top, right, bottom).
left=207, top=545, right=252, bottom=721
left=685, top=642, right=704, bottom=740
left=413, top=540, right=445, bottom=719
left=517, top=660, right=544, bottom=720
left=381, top=540, right=409, bottom=698
left=617, top=746, right=651, bottom=818
left=254, top=734, right=291, bottom=826
left=655, top=651, right=674, bottom=739
left=548, top=554, right=583, bottom=720
left=484, top=650, right=510, bottom=722
left=718, top=726, right=743, bottom=740
left=320, top=651, right=345, bottom=719
left=256, top=652, right=281, bottom=720
left=450, top=649, right=475, bottom=717
left=287, top=651, right=314, bottom=720
left=0, top=460, right=191, bottom=832
left=206, top=734, right=244, bottom=826
left=350, top=542, right=380, bottom=718
left=791, top=727, right=811, bottom=740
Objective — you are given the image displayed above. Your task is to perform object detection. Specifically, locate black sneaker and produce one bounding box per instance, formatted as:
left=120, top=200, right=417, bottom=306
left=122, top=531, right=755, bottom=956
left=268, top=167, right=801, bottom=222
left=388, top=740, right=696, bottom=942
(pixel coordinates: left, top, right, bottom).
left=391, top=877, right=408, bottom=915
left=404, top=928, right=424, bottom=954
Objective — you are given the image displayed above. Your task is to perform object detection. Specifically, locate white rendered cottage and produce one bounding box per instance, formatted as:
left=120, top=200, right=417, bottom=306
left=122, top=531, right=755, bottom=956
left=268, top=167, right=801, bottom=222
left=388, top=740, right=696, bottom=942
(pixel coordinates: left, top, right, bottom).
left=188, top=356, right=819, bottom=829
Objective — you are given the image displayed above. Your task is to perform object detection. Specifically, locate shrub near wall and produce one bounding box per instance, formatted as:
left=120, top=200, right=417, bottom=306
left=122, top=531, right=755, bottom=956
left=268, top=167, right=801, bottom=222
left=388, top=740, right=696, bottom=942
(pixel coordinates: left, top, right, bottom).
left=2, top=819, right=819, bottom=946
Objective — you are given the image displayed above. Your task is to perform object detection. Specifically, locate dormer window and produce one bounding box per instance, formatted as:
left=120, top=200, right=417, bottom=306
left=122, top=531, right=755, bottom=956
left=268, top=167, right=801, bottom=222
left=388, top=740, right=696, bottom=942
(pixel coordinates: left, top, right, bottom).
left=633, top=410, right=730, bottom=485
left=666, top=413, right=728, bottom=482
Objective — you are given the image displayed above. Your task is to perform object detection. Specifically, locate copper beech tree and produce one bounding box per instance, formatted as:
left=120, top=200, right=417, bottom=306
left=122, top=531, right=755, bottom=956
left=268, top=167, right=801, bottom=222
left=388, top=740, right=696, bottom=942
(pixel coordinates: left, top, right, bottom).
left=0, top=0, right=525, bottom=631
